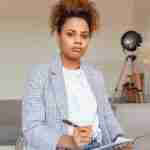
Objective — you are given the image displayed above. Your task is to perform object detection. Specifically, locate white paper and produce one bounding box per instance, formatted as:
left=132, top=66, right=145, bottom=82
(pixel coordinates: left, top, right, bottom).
left=99, top=137, right=133, bottom=150
left=83, top=137, right=133, bottom=150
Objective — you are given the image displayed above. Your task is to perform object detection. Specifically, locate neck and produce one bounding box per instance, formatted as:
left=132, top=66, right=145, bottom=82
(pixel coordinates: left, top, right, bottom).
left=61, top=54, right=80, bottom=70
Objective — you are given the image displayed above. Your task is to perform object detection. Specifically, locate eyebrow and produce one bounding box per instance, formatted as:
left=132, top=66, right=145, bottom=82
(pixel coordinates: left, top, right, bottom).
left=65, top=29, right=89, bottom=34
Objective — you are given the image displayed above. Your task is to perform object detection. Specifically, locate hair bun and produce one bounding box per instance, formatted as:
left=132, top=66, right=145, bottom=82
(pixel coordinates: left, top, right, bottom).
left=49, top=0, right=100, bottom=34
left=63, top=0, right=89, bottom=8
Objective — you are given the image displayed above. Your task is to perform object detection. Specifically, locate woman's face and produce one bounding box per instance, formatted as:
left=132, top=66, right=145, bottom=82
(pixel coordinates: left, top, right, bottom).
left=57, top=17, right=90, bottom=61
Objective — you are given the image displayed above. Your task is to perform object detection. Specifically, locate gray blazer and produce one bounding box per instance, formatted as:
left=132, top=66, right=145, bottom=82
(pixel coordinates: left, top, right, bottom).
left=22, top=53, right=124, bottom=150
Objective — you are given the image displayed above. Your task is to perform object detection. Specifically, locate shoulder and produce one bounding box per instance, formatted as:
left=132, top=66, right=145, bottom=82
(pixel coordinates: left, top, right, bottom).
left=29, top=64, right=50, bottom=76
left=29, top=64, right=50, bottom=75
left=26, top=64, right=50, bottom=85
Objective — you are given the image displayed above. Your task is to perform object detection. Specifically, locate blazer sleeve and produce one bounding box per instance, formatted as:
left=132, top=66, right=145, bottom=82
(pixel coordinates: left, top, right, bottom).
left=97, top=71, right=125, bottom=141
left=22, top=65, right=63, bottom=150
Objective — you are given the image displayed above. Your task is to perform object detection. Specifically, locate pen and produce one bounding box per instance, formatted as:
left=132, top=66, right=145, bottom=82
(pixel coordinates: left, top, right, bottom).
left=62, top=119, right=79, bottom=128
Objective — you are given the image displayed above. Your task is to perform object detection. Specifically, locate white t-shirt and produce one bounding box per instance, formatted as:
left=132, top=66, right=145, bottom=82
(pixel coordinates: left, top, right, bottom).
left=63, top=67, right=102, bottom=141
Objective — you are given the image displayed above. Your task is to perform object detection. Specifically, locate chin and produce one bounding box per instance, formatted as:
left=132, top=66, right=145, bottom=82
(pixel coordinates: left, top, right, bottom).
left=69, top=54, right=81, bottom=61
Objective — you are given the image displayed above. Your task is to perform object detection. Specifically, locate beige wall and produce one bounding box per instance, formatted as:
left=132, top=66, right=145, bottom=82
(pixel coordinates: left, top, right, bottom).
left=132, top=0, right=150, bottom=42
left=0, top=0, right=144, bottom=99
left=132, top=1, right=150, bottom=97
left=0, top=0, right=47, bottom=17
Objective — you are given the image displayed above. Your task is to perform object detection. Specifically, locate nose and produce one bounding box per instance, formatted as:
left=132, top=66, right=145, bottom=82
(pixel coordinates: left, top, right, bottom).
left=74, top=35, right=82, bottom=45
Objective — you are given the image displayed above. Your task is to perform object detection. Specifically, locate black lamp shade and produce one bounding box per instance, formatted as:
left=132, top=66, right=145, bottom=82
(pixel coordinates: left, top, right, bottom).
left=121, top=30, right=142, bottom=52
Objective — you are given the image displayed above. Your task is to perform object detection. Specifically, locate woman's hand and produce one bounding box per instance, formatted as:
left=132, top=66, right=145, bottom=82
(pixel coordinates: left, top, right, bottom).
left=115, top=143, right=133, bottom=150
left=73, top=126, right=92, bottom=147
left=121, top=143, right=133, bottom=150
left=57, top=135, right=80, bottom=150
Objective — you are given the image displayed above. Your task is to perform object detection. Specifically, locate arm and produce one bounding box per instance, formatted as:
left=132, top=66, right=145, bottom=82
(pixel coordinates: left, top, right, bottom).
left=22, top=65, right=63, bottom=150
left=98, top=72, right=134, bottom=150
left=98, top=71, right=125, bottom=142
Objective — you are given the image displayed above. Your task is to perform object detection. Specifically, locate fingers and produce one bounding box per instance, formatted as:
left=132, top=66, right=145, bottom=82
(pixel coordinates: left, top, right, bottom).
left=73, top=128, right=81, bottom=146
left=121, top=143, right=133, bottom=150
left=114, top=143, right=133, bottom=150
left=73, top=126, right=92, bottom=146
left=79, top=127, right=92, bottom=137
left=79, top=127, right=92, bottom=143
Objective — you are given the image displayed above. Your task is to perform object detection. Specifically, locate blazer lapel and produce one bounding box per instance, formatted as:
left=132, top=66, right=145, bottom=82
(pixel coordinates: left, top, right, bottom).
left=82, top=63, right=112, bottom=144
left=81, top=63, right=101, bottom=108
left=48, top=54, right=68, bottom=120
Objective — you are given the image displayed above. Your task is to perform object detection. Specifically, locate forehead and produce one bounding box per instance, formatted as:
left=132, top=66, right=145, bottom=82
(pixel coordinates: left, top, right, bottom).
left=63, top=17, right=89, bottom=32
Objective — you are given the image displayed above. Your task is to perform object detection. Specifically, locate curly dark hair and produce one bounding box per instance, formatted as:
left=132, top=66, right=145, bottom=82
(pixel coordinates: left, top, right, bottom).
left=49, top=0, right=100, bottom=36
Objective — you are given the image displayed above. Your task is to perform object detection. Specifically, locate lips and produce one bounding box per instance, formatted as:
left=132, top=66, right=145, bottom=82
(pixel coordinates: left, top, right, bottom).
left=72, top=47, right=81, bottom=52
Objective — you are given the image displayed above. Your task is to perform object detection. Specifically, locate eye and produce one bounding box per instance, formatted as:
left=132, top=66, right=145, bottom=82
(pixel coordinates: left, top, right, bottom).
left=81, top=34, right=89, bottom=39
left=66, top=32, right=74, bottom=37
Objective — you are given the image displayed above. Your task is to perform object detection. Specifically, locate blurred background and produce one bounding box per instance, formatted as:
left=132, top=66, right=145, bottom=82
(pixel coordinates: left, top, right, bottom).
left=0, top=0, right=150, bottom=149
left=0, top=0, right=150, bottom=98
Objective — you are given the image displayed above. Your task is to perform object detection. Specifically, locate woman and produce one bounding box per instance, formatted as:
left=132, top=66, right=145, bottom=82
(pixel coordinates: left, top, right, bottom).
left=23, top=0, right=133, bottom=149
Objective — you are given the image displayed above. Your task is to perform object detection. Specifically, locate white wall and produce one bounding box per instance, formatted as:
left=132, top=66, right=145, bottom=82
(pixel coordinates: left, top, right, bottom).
left=0, top=0, right=136, bottom=99
left=0, top=17, right=51, bottom=99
